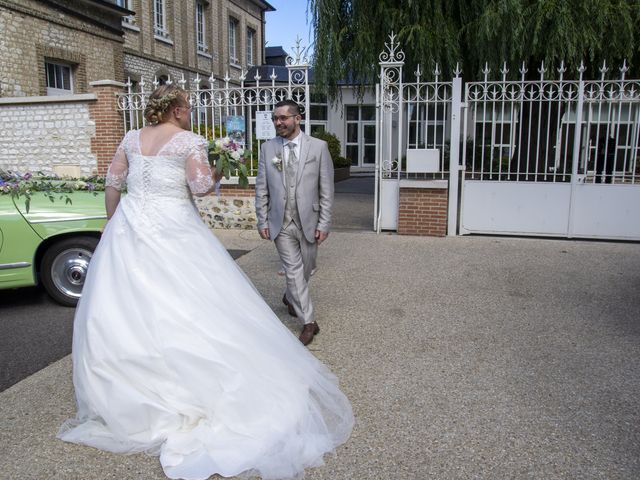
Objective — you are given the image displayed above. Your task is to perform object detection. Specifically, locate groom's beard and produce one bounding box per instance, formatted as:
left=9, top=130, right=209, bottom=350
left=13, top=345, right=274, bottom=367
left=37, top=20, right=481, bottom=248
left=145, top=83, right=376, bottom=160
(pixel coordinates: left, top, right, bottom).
left=276, top=123, right=300, bottom=140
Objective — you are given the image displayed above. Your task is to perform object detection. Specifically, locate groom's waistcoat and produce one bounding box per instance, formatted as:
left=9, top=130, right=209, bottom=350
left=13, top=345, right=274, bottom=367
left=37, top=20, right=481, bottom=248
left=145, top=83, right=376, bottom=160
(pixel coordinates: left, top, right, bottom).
left=283, top=149, right=301, bottom=229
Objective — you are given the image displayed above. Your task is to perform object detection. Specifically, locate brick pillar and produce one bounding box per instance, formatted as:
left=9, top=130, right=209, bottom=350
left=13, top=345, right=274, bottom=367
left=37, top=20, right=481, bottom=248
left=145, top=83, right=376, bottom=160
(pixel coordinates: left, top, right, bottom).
left=88, top=80, right=126, bottom=175
left=398, top=181, right=449, bottom=236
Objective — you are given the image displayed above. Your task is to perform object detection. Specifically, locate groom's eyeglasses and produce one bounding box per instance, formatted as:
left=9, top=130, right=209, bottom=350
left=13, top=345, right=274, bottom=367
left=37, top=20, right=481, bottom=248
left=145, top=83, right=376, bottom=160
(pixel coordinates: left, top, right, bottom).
left=272, top=114, right=297, bottom=122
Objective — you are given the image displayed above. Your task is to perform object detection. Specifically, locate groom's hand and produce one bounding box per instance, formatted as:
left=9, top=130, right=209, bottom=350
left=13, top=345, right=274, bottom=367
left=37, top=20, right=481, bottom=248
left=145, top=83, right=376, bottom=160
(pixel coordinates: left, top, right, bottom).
left=259, top=228, right=270, bottom=240
left=315, top=230, right=329, bottom=245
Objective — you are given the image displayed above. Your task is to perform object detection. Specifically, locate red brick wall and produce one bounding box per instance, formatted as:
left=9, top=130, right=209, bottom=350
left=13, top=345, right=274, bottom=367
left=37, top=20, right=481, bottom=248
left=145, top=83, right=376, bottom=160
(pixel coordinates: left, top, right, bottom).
left=398, top=187, right=448, bottom=236
left=217, top=184, right=255, bottom=197
left=89, top=82, right=125, bottom=175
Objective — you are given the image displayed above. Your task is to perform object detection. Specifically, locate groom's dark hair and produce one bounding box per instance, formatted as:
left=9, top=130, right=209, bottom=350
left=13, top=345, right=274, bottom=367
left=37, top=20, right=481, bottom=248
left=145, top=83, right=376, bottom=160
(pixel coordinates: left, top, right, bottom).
left=275, top=99, right=301, bottom=115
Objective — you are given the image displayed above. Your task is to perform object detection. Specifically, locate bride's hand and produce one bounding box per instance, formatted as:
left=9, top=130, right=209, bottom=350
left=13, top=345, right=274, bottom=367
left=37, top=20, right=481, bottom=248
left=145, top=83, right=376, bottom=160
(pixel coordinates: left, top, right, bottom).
left=212, top=168, right=224, bottom=184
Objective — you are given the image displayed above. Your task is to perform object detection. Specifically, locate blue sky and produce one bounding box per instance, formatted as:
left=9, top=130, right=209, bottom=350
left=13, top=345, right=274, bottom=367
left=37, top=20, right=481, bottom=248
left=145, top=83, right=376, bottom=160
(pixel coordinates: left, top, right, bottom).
left=264, top=1, right=314, bottom=58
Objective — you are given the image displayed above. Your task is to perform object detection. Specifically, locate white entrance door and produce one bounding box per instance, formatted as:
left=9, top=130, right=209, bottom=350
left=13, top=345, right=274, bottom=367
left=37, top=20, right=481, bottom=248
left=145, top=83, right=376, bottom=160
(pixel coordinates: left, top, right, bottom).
left=346, top=105, right=376, bottom=168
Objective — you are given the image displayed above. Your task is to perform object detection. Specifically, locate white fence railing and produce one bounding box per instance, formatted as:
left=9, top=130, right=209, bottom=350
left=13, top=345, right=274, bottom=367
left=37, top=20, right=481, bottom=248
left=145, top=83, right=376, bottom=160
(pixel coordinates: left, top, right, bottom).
left=463, top=62, right=640, bottom=184
left=116, top=42, right=311, bottom=177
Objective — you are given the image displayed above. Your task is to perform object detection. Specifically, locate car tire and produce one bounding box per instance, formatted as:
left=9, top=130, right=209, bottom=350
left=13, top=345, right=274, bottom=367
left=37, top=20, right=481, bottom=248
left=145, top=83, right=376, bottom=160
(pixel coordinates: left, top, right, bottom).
left=40, top=236, right=99, bottom=307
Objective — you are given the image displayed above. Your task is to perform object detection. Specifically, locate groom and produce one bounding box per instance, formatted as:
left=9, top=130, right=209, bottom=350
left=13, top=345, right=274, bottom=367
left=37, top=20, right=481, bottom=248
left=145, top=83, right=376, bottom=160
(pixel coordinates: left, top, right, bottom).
left=255, top=99, right=334, bottom=346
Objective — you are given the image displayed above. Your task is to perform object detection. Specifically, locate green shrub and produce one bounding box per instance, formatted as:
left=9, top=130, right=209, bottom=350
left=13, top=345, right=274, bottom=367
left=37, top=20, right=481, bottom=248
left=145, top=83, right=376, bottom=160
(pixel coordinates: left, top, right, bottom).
left=311, top=131, right=343, bottom=168
left=334, top=156, right=351, bottom=168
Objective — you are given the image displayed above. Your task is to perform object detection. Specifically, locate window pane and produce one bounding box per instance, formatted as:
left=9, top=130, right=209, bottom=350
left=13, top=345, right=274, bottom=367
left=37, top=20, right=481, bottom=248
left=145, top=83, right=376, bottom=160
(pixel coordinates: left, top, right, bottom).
left=616, top=124, right=630, bottom=147
left=346, top=106, right=358, bottom=121
left=46, top=63, right=55, bottom=88
left=363, top=145, right=375, bottom=164
left=408, top=125, right=417, bottom=144
left=62, top=67, right=71, bottom=90
left=155, top=0, right=164, bottom=32
left=228, top=19, right=237, bottom=61
left=310, top=105, right=327, bottom=120
left=310, top=124, right=325, bottom=135
left=347, top=123, right=358, bottom=143
left=427, top=105, right=447, bottom=121
left=346, top=145, right=358, bottom=165
left=196, top=4, right=204, bottom=46
left=55, top=66, right=63, bottom=89
left=361, top=106, right=375, bottom=120
left=363, top=124, right=376, bottom=143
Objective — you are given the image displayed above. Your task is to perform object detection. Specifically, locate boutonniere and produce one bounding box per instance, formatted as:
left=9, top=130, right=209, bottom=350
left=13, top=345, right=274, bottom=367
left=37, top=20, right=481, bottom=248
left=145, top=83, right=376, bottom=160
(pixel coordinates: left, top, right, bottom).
left=272, top=153, right=283, bottom=171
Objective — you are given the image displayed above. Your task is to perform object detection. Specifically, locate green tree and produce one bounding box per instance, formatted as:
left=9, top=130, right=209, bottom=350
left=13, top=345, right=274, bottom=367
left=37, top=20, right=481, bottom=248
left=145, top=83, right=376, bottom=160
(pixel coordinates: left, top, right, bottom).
left=309, top=0, right=640, bottom=99
left=309, top=0, right=639, bottom=178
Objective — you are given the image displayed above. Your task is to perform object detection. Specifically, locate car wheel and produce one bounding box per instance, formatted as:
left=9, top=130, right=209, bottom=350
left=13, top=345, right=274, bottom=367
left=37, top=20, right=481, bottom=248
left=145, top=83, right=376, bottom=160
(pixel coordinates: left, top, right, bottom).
left=40, top=236, right=99, bottom=307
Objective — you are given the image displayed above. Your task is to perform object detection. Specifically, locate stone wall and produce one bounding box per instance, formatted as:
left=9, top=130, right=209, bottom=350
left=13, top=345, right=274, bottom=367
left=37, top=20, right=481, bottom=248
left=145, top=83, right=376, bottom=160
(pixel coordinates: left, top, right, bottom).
left=0, top=96, right=96, bottom=175
left=195, top=185, right=256, bottom=230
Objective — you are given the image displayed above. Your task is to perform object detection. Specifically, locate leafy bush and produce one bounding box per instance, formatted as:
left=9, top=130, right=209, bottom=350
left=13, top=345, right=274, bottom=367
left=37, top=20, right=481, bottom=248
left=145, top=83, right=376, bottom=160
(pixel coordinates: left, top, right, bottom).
left=334, top=156, right=351, bottom=168
left=311, top=131, right=344, bottom=168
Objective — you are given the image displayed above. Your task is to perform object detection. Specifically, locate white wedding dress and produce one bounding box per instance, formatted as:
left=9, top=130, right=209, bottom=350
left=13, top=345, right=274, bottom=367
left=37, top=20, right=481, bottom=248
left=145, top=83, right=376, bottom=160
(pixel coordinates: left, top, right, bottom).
left=58, top=129, right=354, bottom=480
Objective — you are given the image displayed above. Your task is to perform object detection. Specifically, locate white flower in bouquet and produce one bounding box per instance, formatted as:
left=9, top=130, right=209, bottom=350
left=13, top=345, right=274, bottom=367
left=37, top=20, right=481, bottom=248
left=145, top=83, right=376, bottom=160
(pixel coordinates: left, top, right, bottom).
left=207, top=136, right=250, bottom=188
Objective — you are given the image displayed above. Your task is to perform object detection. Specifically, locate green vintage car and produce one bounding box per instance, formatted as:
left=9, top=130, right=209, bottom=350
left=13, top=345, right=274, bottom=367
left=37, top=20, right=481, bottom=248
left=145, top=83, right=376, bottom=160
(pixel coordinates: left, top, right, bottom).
left=0, top=192, right=106, bottom=306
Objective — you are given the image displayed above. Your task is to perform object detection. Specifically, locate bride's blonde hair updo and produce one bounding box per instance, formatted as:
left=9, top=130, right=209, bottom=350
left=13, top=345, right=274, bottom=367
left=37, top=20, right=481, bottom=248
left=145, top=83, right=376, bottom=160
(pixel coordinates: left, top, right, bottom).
left=144, top=84, right=188, bottom=125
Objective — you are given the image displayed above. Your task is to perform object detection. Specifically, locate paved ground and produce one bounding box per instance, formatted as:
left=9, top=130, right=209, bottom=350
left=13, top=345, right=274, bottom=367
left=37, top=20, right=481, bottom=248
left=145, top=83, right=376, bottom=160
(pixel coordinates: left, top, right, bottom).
left=1, top=228, right=639, bottom=479
left=332, top=176, right=374, bottom=232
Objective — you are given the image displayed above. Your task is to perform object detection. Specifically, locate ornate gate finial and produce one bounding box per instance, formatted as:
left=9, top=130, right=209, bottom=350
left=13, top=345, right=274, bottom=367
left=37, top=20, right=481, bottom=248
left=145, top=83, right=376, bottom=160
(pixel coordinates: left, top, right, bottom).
left=379, top=32, right=405, bottom=64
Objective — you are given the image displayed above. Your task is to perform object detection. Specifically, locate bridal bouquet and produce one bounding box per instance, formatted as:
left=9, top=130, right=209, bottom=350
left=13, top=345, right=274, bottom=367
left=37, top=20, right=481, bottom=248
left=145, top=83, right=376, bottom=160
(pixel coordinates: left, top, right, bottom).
left=207, top=137, right=250, bottom=188
left=0, top=170, right=105, bottom=213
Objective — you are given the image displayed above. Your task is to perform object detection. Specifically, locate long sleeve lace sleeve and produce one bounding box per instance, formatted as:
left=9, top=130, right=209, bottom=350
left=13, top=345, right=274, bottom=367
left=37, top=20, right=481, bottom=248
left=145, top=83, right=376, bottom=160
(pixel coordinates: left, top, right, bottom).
left=186, top=135, right=215, bottom=195
left=105, top=132, right=130, bottom=191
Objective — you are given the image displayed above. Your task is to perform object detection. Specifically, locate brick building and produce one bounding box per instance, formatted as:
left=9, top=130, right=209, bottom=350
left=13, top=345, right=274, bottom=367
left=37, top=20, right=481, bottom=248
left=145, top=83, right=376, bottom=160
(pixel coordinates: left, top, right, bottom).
left=0, top=0, right=274, bottom=177
left=119, top=0, right=272, bottom=88
left=0, top=0, right=128, bottom=97
left=0, top=0, right=273, bottom=97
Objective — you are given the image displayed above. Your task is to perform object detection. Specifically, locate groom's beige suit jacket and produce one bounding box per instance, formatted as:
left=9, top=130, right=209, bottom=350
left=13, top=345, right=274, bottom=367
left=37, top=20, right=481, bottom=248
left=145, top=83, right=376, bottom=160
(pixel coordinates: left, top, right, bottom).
left=255, top=133, right=334, bottom=242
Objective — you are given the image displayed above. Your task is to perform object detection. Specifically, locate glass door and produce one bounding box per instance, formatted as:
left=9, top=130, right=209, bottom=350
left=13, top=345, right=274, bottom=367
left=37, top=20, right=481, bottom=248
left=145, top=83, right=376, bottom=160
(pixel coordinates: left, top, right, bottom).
left=346, top=105, right=376, bottom=167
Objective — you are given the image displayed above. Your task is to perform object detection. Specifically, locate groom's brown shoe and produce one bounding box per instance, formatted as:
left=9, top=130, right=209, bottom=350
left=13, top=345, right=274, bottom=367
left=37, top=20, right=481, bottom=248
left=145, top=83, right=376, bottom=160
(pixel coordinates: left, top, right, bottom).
left=299, top=322, right=320, bottom=346
left=282, top=294, right=297, bottom=317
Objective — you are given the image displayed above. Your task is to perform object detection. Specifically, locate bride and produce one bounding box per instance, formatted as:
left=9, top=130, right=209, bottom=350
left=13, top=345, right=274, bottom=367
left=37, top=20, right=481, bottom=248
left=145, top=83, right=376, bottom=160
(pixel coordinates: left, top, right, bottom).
left=58, top=84, right=354, bottom=480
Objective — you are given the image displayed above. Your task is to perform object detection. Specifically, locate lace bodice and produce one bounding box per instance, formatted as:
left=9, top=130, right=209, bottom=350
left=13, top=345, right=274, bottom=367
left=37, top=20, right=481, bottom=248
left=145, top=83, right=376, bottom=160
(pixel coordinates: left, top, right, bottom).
left=106, top=129, right=213, bottom=198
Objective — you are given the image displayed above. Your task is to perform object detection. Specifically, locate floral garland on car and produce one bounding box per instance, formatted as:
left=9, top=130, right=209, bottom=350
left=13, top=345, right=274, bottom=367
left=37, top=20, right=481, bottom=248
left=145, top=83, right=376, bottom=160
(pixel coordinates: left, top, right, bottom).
left=0, top=170, right=105, bottom=213
left=207, top=137, right=251, bottom=189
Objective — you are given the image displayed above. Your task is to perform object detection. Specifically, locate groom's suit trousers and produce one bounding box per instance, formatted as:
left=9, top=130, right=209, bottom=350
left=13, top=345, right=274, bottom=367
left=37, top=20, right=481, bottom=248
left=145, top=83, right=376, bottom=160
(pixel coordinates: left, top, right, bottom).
left=275, top=221, right=317, bottom=324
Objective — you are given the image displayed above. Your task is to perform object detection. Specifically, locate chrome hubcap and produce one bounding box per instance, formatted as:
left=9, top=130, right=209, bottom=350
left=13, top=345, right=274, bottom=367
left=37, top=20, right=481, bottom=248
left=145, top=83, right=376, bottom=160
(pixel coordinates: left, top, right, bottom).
left=51, top=248, right=93, bottom=298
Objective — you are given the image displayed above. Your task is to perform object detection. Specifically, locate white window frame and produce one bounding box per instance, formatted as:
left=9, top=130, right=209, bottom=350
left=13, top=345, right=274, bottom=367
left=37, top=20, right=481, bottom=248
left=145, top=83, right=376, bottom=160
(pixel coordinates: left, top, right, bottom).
left=196, top=2, right=208, bottom=53
left=246, top=28, right=255, bottom=66
left=154, top=0, right=168, bottom=38
left=473, top=106, right=517, bottom=169
left=114, top=0, right=134, bottom=24
left=45, top=61, right=73, bottom=96
left=346, top=105, right=376, bottom=167
left=407, top=103, right=447, bottom=150
left=228, top=18, right=239, bottom=65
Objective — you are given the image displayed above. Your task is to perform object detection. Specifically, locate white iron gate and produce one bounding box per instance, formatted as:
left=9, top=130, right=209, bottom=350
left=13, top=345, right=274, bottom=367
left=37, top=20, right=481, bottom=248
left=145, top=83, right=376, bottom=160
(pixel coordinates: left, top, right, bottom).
left=461, top=62, right=640, bottom=240
left=375, top=33, right=640, bottom=240
left=375, top=33, right=462, bottom=234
